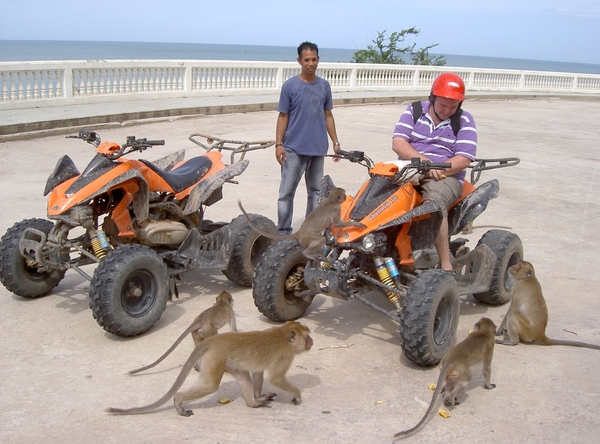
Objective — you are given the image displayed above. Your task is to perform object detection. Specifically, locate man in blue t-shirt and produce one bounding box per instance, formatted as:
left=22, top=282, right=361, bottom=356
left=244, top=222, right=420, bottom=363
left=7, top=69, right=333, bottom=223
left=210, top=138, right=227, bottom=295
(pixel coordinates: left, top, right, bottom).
left=275, top=41, right=341, bottom=234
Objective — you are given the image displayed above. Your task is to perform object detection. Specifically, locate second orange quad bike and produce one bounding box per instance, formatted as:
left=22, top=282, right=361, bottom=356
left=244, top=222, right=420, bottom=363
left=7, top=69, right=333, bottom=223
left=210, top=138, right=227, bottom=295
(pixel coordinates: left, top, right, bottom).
left=253, top=150, right=521, bottom=366
left=0, top=129, right=276, bottom=337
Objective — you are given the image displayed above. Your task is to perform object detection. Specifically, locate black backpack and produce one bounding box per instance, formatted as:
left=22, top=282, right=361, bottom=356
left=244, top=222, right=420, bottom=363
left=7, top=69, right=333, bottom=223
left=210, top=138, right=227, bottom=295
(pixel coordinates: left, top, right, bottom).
left=411, top=101, right=463, bottom=137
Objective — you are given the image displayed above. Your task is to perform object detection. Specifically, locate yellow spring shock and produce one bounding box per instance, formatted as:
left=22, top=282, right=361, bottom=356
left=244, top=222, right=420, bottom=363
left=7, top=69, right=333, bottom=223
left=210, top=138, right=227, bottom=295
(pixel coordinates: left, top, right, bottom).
left=91, top=231, right=110, bottom=260
left=188, top=212, right=200, bottom=226
left=373, top=257, right=401, bottom=308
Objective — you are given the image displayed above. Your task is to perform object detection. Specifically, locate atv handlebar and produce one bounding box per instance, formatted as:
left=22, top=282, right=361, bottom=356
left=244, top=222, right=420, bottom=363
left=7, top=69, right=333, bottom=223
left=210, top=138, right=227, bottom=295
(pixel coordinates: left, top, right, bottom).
left=331, top=149, right=375, bottom=169
left=188, top=133, right=275, bottom=164
left=67, top=130, right=166, bottom=159
left=66, top=129, right=102, bottom=147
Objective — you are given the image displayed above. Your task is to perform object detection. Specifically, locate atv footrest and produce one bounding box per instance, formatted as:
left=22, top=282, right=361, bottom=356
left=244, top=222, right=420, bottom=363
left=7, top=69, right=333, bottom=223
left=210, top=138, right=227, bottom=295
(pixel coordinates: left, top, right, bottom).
left=177, top=226, right=232, bottom=269
left=452, top=243, right=497, bottom=294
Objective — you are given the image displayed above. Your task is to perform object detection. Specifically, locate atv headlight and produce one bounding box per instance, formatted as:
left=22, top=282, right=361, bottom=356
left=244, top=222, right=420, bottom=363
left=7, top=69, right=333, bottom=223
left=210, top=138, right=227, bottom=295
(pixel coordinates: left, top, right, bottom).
left=362, top=234, right=376, bottom=253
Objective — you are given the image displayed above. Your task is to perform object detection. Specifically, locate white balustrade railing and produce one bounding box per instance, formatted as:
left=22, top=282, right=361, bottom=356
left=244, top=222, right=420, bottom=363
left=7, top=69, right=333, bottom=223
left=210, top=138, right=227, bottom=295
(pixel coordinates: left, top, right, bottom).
left=1, top=60, right=598, bottom=107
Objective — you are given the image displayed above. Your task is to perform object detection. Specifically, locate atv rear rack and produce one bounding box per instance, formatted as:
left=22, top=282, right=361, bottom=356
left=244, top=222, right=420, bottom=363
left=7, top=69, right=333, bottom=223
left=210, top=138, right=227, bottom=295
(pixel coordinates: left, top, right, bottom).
left=188, top=133, right=274, bottom=164
left=470, top=157, right=520, bottom=184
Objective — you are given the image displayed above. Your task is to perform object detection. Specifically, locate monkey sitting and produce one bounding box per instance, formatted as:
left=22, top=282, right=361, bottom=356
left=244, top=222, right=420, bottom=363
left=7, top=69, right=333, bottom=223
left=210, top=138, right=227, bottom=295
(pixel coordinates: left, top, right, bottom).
left=238, top=187, right=365, bottom=260
left=128, top=291, right=237, bottom=375
left=394, top=317, right=497, bottom=439
left=107, top=321, right=313, bottom=417
left=496, top=261, right=600, bottom=349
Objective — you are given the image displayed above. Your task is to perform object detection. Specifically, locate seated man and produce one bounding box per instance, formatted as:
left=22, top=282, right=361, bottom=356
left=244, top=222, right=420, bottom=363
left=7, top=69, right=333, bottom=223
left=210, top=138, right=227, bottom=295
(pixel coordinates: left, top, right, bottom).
left=392, top=73, right=477, bottom=272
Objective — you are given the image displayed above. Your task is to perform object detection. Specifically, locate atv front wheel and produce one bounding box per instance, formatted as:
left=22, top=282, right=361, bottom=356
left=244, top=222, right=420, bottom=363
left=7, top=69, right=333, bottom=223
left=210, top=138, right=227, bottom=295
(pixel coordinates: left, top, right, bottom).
left=252, top=239, right=314, bottom=322
left=0, top=218, right=66, bottom=298
left=89, top=244, right=169, bottom=337
left=223, top=213, right=276, bottom=287
left=473, top=229, right=523, bottom=305
left=400, top=270, right=460, bottom=366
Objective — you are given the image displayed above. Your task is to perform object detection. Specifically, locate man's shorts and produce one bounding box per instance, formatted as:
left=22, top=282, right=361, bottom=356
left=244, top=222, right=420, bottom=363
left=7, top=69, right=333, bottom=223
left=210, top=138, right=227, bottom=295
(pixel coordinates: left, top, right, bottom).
left=418, top=177, right=463, bottom=213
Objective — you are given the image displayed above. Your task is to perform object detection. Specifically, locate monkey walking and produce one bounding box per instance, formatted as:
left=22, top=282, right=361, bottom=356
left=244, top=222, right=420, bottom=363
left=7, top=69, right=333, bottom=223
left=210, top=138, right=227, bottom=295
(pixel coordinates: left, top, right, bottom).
left=394, top=317, right=497, bottom=439
left=107, top=321, right=313, bottom=417
left=496, top=261, right=600, bottom=349
left=238, top=187, right=365, bottom=260
left=128, top=291, right=237, bottom=375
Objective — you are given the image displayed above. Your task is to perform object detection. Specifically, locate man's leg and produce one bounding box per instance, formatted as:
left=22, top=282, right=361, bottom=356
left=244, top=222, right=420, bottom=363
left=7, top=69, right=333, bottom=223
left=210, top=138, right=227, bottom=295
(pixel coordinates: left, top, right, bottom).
left=304, top=155, right=325, bottom=216
left=420, top=178, right=463, bottom=272
left=277, top=149, right=306, bottom=235
left=435, top=214, right=453, bottom=271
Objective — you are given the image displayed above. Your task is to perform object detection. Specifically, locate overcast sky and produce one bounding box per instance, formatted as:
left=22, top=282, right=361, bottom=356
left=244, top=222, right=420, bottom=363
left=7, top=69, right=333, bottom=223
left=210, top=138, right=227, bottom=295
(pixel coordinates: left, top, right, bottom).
left=1, top=0, right=599, bottom=65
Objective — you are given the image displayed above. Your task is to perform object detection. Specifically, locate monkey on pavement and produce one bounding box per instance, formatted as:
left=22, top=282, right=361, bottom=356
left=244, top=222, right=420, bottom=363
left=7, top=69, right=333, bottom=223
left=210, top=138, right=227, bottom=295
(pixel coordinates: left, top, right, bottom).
left=496, top=261, right=600, bottom=350
left=106, top=321, right=313, bottom=417
left=238, top=187, right=365, bottom=260
left=394, top=317, right=497, bottom=439
left=128, top=291, right=237, bottom=375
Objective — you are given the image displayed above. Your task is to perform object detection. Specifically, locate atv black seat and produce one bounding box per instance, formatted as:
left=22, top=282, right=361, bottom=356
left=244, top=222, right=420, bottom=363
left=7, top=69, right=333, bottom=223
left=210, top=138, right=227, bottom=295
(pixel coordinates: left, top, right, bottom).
left=140, top=156, right=213, bottom=193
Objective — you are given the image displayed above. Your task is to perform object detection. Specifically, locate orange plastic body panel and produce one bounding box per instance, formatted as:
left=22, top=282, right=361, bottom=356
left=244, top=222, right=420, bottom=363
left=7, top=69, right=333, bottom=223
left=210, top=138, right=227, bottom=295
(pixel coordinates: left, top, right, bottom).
left=47, top=151, right=226, bottom=221
left=331, top=166, right=476, bottom=266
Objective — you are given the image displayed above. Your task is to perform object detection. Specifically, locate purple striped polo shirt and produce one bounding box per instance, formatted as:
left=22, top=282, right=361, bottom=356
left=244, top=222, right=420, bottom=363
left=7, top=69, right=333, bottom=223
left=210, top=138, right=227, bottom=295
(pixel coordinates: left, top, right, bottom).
left=392, top=101, right=477, bottom=182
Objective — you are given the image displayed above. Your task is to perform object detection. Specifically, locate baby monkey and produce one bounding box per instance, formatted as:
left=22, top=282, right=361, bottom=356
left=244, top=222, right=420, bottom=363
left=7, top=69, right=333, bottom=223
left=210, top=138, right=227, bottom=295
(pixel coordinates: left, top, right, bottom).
left=394, top=317, right=497, bottom=439
left=496, top=261, right=600, bottom=349
left=128, top=291, right=236, bottom=375
left=238, top=187, right=365, bottom=260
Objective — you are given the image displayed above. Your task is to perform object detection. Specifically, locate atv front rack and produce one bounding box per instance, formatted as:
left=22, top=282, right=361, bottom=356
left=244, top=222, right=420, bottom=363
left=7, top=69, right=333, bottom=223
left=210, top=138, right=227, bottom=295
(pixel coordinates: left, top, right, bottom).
left=470, top=157, right=520, bottom=184
left=188, top=133, right=274, bottom=164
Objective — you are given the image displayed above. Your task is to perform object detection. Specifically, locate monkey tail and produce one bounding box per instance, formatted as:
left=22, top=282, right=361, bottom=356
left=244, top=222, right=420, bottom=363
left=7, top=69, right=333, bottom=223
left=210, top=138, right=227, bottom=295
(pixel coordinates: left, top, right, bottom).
left=393, top=367, right=450, bottom=439
left=128, top=327, right=196, bottom=375
left=106, top=344, right=207, bottom=415
left=538, top=336, right=600, bottom=350
left=237, top=200, right=287, bottom=240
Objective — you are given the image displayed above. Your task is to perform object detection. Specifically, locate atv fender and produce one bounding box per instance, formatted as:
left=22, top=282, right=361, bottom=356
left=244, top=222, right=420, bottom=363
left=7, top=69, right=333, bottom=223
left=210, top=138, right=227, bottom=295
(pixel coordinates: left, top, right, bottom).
left=448, top=179, right=499, bottom=236
left=182, top=160, right=249, bottom=215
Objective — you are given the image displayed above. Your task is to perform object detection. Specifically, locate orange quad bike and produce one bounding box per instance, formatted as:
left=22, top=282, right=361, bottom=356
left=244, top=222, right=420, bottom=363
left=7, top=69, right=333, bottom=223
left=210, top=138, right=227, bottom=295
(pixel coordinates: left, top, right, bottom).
left=0, top=129, right=276, bottom=337
left=253, top=150, right=521, bottom=366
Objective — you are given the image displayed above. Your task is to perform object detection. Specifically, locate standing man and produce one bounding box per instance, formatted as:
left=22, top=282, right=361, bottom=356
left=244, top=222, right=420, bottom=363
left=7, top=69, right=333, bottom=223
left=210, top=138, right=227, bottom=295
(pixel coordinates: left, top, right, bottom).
left=275, top=41, right=341, bottom=234
left=392, top=73, right=477, bottom=272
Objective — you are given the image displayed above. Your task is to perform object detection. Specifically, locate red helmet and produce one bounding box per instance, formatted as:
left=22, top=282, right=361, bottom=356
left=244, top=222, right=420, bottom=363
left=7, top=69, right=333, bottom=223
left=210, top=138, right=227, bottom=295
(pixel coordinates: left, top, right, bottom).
left=431, top=73, right=465, bottom=101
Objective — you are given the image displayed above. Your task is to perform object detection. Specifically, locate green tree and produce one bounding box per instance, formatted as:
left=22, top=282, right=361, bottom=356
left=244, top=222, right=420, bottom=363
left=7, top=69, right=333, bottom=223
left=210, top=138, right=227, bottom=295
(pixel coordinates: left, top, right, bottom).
left=353, top=29, right=446, bottom=66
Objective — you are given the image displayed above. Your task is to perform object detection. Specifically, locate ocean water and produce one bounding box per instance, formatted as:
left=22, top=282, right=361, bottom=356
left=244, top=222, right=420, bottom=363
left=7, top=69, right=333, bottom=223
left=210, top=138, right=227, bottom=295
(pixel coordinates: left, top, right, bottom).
left=1, top=40, right=599, bottom=75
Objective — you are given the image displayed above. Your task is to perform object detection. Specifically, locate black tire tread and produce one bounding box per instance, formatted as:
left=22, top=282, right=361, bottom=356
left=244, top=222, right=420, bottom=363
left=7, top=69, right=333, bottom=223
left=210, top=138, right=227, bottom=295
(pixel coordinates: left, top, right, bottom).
left=252, top=239, right=312, bottom=322
left=89, top=244, right=169, bottom=337
left=400, top=269, right=460, bottom=367
left=0, top=218, right=66, bottom=297
left=223, top=213, right=276, bottom=287
left=473, top=229, right=523, bottom=305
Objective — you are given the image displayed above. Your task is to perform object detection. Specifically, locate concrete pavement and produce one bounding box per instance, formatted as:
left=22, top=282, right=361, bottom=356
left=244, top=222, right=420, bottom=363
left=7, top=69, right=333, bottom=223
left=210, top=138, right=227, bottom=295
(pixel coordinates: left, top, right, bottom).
left=1, top=97, right=599, bottom=443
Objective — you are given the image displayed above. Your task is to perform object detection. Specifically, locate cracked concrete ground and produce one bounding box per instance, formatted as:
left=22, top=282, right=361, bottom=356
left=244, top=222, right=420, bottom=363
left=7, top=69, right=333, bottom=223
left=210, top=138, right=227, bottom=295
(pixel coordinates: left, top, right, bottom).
left=1, top=97, right=599, bottom=443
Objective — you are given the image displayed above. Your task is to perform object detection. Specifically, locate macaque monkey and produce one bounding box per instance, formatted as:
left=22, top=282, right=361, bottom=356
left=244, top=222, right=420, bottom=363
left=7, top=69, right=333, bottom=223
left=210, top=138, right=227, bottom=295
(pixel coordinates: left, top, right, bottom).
left=394, top=317, right=497, bottom=439
left=496, top=261, right=600, bottom=349
left=128, top=291, right=237, bottom=375
left=107, top=321, right=313, bottom=417
left=238, top=187, right=365, bottom=260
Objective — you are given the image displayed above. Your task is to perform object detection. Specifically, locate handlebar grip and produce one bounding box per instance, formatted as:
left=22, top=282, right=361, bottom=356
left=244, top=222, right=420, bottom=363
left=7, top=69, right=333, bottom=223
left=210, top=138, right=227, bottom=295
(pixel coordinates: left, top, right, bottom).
left=146, top=140, right=165, bottom=146
left=431, top=162, right=452, bottom=169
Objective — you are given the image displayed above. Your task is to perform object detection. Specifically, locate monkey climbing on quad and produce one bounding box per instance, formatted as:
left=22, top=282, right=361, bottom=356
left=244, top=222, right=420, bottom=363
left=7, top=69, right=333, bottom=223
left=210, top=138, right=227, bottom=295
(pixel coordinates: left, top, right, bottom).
left=0, top=129, right=276, bottom=337
left=253, top=150, right=522, bottom=366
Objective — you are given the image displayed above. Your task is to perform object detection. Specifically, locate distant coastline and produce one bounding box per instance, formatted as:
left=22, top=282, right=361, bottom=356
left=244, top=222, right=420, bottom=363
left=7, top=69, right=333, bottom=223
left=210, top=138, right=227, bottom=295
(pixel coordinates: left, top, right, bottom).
left=1, top=40, right=599, bottom=75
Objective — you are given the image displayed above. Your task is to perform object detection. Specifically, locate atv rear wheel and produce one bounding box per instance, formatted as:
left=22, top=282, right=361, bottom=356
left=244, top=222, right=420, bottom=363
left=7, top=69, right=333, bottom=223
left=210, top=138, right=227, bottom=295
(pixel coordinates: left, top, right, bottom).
left=0, top=218, right=66, bottom=298
left=253, top=239, right=314, bottom=322
left=89, top=244, right=169, bottom=337
left=400, top=270, right=460, bottom=366
left=473, top=229, right=523, bottom=305
left=223, top=214, right=276, bottom=287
